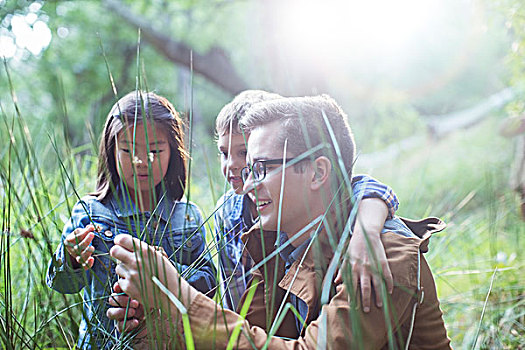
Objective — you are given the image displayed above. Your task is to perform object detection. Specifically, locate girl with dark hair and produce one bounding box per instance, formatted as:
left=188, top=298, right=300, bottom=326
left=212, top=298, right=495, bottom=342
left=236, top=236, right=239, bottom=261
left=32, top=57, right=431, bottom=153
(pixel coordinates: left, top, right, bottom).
left=46, top=91, right=216, bottom=349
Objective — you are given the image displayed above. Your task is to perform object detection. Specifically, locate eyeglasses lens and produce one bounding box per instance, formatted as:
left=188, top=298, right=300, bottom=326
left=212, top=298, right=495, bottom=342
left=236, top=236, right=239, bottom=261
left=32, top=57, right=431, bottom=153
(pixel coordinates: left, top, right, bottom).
left=253, top=162, right=264, bottom=182
left=241, top=161, right=266, bottom=183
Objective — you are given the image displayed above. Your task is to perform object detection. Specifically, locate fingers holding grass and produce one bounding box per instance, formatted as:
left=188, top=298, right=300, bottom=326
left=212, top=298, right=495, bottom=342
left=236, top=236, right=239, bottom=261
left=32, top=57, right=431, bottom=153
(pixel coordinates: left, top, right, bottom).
left=65, top=225, right=96, bottom=269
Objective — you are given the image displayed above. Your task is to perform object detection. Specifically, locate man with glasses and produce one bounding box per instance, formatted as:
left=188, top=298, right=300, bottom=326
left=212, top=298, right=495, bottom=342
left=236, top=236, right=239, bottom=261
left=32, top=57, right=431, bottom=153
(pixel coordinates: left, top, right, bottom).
left=107, top=95, right=451, bottom=349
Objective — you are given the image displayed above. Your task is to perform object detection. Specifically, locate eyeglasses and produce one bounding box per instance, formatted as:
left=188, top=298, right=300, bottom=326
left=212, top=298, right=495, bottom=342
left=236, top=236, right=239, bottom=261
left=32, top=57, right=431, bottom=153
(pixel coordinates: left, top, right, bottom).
left=241, top=158, right=299, bottom=183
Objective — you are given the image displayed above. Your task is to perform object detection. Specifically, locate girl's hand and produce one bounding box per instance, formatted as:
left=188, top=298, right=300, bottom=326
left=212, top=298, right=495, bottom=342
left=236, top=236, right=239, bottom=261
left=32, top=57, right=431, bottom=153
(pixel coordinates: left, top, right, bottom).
left=65, top=225, right=96, bottom=270
left=107, top=282, right=145, bottom=334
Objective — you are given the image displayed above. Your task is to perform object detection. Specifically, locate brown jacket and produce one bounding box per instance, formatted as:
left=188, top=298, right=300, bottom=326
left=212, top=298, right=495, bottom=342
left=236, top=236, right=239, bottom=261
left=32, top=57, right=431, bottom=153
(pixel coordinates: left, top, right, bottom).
left=186, top=217, right=451, bottom=349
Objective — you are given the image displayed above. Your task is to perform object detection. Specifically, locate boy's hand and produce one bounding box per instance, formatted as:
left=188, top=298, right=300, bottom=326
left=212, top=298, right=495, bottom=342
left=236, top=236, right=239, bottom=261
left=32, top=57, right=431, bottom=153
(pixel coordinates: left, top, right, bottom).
left=334, top=197, right=393, bottom=313
left=335, top=230, right=393, bottom=313
left=65, top=225, right=96, bottom=270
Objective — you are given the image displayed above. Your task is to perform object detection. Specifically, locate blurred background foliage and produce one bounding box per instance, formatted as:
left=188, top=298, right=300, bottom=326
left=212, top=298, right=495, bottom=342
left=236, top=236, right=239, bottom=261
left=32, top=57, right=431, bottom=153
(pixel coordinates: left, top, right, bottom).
left=1, top=0, right=518, bottom=150
left=0, top=0, right=524, bottom=348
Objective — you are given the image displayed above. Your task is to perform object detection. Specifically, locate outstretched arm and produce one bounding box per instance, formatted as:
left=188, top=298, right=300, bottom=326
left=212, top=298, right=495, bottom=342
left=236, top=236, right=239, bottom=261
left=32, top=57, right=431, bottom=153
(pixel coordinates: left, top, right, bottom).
left=108, top=233, right=446, bottom=349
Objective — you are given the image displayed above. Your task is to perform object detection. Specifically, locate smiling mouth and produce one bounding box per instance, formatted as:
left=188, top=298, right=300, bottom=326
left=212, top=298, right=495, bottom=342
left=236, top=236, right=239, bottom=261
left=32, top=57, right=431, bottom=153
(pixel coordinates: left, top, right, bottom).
left=229, top=176, right=242, bottom=183
left=256, top=200, right=272, bottom=210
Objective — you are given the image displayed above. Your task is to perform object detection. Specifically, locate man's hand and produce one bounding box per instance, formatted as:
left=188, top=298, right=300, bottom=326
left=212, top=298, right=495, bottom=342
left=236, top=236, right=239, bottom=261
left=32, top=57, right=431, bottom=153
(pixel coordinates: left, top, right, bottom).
left=110, top=234, right=200, bottom=316
left=110, top=235, right=176, bottom=308
left=107, top=282, right=168, bottom=348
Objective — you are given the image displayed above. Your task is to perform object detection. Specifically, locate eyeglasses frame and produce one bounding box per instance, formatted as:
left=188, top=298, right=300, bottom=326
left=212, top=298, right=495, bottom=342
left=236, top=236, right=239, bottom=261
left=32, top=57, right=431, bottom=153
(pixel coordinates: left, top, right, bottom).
left=241, top=158, right=305, bottom=184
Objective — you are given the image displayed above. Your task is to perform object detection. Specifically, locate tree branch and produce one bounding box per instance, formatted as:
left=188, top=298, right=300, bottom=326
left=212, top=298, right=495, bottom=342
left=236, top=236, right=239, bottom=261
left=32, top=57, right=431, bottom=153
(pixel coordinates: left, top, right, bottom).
left=102, top=0, right=248, bottom=95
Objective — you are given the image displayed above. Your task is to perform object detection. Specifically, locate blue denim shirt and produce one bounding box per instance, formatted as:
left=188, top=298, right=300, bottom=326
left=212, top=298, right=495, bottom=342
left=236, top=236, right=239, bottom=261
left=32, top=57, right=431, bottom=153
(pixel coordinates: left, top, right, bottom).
left=46, top=190, right=216, bottom=349
left=214, top=174, right=399, bottom=311
left=214, top=189, right=254, bottom=310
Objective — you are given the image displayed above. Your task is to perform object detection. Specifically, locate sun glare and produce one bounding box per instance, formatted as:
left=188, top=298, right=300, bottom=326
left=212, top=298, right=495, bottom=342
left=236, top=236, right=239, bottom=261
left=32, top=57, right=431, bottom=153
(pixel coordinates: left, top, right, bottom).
left=280, top=0, right=441, bottom=57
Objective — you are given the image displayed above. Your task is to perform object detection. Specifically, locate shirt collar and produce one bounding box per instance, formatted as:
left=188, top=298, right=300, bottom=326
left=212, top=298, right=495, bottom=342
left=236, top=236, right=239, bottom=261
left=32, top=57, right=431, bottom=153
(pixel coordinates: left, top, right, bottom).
left=276, top=232, right=312, bottom=270
left=228, top=192, right=244, bottom=222
left=110, top=183, right=176, bottom=222
left=223, top=191, right=256, bottom=230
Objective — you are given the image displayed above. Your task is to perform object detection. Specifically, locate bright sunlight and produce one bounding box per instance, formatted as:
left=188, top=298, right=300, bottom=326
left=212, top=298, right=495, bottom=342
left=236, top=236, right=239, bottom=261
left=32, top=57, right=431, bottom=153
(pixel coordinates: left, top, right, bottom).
left=279, top=0, right=443, bottom=58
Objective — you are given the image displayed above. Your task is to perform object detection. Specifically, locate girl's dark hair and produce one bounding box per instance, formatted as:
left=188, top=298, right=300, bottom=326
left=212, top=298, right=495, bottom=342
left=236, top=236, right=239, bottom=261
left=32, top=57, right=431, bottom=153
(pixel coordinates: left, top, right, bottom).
left=91, top=91, right=188, bottom=202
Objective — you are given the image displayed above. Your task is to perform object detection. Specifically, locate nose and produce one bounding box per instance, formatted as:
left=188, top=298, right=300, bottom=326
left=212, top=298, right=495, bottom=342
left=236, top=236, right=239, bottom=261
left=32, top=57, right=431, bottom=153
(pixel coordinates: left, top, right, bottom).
left=226, top=155, right=239, bottom=172
left=132, top=149, right=153, bottom=166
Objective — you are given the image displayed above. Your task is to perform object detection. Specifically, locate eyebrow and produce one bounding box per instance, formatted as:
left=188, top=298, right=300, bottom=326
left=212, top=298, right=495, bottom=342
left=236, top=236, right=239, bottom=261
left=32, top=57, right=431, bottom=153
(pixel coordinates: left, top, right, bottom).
left=150, top=140, right=167, bottom=145
left=117, top=139, right=168, bottom=146
left=251, top=157, right=270, bottom=162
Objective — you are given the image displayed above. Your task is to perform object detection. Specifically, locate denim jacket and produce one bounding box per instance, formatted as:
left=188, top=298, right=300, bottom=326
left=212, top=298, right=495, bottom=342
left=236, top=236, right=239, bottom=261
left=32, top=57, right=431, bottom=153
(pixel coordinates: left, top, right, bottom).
left=214, top=174, right=399, bottom=311
left=46, top=190, right=216, bottom=349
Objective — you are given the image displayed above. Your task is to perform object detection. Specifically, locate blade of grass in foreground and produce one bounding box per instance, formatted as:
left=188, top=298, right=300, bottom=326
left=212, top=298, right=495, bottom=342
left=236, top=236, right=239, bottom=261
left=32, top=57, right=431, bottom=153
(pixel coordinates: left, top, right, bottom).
left=226, top=277, right=258, bottom=350
left=152, top=276, right=195, bottom=350
left=471, top=267, right=498, bottom=350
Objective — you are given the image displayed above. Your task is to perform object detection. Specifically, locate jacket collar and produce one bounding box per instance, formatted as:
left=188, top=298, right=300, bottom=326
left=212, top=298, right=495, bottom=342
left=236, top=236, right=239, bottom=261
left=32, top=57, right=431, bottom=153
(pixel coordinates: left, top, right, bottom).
left=241, top=220, right=335, bottom=268
left=241, top=216, right=447, bottom=330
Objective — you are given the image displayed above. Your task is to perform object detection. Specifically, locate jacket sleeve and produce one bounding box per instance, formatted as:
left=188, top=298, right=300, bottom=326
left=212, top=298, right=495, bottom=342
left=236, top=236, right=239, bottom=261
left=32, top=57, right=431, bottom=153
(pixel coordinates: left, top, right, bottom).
left=183, top=233, right=451, bottom=350
left=178, top=204, right=217, bottom=296
left=186, top=283, right=417, bottom=350
left=46, top=200, right=91, bottom=294
left=351, top=174, right=399, bottom=219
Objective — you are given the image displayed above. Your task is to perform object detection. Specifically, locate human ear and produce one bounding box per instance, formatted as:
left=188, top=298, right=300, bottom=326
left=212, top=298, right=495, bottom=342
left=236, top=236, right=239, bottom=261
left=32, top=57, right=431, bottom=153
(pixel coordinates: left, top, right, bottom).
left=311, top=156, right=331, bottom=190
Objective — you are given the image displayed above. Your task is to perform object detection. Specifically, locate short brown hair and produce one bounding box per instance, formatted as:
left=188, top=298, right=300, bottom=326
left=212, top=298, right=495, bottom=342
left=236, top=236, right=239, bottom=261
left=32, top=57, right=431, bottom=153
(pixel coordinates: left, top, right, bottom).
left=239, top=95, right=356, bottom=193
left=92, top=91, right=188, bottom=202
left=215, top=90, right=282, bottom=136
